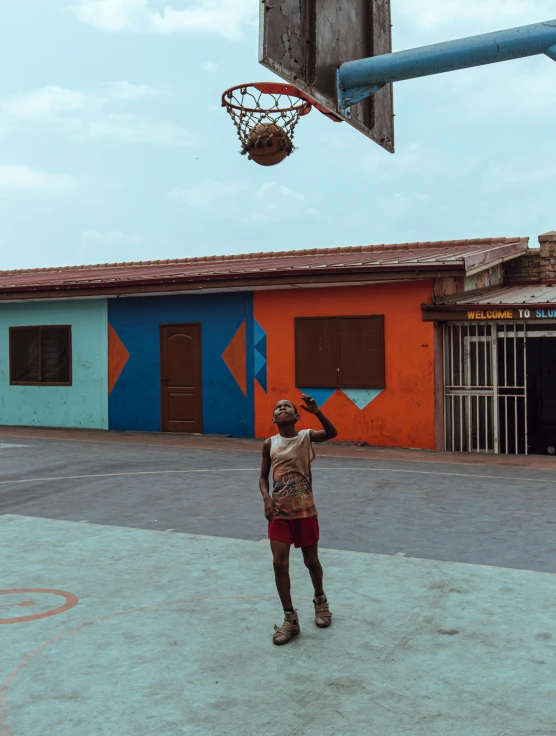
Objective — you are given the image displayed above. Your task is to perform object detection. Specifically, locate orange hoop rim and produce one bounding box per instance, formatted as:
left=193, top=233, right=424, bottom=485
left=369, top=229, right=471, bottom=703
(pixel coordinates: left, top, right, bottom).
left=221, top=82, right=312, bottom=116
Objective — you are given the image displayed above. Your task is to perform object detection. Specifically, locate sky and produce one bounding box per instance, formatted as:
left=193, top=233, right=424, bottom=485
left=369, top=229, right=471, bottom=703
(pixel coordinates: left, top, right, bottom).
left=0, top=0, right=555, bottom=270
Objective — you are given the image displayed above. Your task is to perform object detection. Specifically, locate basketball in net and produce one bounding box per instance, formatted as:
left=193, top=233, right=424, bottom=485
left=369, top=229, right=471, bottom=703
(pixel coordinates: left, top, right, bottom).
left=222, top=83, right=312, bottom=166
left=248, top=123, right=292, bottom=166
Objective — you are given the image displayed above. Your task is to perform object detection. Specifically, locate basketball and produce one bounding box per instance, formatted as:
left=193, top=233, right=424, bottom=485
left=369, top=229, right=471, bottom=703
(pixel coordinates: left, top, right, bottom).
left=247, top=123, right=292, bottom=166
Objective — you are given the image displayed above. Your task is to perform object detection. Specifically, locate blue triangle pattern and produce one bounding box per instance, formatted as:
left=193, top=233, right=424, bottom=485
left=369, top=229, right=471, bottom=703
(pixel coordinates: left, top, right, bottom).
left=255, top=366, right=267, bottom=393
left=342, top=388, right=383, bottom=410
left=253, top=319, right=267, bottom=393
left=254, top=349, right=266, bottom=376
left=254, top=320, right=266, bottom=346
left=300, top=388, right=336, bottom=408
left=254, top=335, right=266, bottom=360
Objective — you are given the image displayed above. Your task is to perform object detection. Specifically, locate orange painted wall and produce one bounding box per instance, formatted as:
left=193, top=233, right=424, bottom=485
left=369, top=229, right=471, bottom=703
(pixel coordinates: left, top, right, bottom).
left=254, top=281, right=436, bottom=449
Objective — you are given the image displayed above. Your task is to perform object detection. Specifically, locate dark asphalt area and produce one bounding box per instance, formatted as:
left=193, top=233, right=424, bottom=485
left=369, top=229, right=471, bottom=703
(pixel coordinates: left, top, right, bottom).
left=1, top=433, right=556, bottom=573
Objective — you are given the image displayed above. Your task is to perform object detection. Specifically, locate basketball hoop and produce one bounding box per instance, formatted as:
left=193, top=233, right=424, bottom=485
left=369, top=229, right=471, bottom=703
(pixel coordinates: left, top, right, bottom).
left=222, top=82, right=312, bottom=166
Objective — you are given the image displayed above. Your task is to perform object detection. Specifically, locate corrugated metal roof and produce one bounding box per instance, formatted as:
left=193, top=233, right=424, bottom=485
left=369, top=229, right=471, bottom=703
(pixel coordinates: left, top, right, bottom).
left=0, top=237, right=528, bottom=296
left=441, top=284, right=556, bottom=306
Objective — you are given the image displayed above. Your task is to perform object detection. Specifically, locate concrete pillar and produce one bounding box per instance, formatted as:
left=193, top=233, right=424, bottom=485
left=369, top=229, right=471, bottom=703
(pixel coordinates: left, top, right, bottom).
left=539, top=231, right=556, bottom=281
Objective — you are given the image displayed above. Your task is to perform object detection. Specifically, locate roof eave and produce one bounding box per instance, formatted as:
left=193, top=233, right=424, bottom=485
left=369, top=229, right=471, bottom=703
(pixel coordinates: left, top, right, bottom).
left=0, top=263, right=464, bottom=299
left=462, top=239, right=529, bottom=275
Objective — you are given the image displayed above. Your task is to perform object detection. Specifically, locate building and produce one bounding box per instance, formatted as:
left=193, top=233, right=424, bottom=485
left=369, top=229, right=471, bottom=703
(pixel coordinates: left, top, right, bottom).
left=425, top=231, right=556, bottom=456
left=1, top=232, right=555, bottom=454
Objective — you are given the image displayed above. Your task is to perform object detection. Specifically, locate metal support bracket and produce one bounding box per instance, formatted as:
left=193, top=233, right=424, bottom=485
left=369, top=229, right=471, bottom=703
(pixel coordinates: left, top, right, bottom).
left=337, top=19, right=556, bottom=112
left=336, top=75, right=384, bottom=118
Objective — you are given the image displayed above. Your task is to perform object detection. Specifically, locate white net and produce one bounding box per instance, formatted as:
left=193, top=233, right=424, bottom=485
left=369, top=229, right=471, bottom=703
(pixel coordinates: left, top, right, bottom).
left=222, top=83, right=311, bottom=159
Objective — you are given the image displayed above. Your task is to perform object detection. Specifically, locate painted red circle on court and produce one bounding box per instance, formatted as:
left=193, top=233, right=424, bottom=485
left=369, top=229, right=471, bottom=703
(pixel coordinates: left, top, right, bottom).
left=0, top=589, right=79, bottom=624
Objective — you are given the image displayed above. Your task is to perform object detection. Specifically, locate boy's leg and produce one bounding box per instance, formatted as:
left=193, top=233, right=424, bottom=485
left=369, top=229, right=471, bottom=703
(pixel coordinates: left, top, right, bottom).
left=270, top=539, right=300, bottom=645
left=270, top=539, right=293, bottom=611
left=302, top=542, right=333, bottom=628
left=301, top=542, right=324, bottom=597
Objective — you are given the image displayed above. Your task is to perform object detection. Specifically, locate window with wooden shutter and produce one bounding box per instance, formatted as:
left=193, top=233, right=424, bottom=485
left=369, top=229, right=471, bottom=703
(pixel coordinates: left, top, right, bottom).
left=295, top=316, right=384, bottom=389
left=10, top=326, right=72, bottom=385
left=339, top=317, right=384, bottom=388
left=10, top=328, right=40, bottom=383
left=295, top=318, right=338, bottom=387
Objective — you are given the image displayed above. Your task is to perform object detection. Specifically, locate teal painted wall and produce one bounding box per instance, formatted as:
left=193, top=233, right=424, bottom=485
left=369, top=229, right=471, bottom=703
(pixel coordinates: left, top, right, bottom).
left=0, top=300, right=108, bottom=429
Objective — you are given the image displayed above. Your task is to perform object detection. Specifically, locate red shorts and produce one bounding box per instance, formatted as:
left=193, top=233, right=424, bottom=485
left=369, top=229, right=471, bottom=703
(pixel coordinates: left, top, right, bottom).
left=268, top=516, right=319, bottom=548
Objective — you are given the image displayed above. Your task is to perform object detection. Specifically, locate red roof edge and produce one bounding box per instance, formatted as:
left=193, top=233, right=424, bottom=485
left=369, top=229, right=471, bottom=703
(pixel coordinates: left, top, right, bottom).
left=0, top=236, right=525, bottom=277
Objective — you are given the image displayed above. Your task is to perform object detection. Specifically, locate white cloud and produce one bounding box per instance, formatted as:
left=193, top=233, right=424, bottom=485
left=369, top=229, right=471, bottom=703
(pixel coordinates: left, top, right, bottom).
left=2, top=86, right=87, bottom=118
left=468, top=66, right=556, bottom=114
left=0, top=83, right=153, bottom=123
left=71, top=0, right=146, bottom=31
left=353, top=141, right=443, bottom=182
left=72, top=0, right=257, bottom=40
left=0, top=164, right=75, bottom=194
left=81, top=229, right=142, bottom=247
left=246, top=182, right=306, bottom=223
left=0, top=83, right=190, bottom=146
left=1, top=82, right=154, bottom=122
left=397, top=0, right=555, bottom=30
left=258, top=182, right=305, bottom=201
left=480, top=163, right=553, bottom=190
left=202, top=61, right=218, bottom=72
left=169, top=178, right=309, bottom=223
left=79, top=230, right=143, bottom=263
left=101, top=81, right=155, bottom=100
left=422, top=57, right=556, bottom=128
left=169, top=179, right=248, bottom=207
left=71, top=115, right=192, bottom=145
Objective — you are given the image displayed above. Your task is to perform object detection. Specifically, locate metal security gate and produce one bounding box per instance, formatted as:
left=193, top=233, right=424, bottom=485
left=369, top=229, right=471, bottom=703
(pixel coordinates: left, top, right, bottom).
left=444, top=323, right=527, bottom=454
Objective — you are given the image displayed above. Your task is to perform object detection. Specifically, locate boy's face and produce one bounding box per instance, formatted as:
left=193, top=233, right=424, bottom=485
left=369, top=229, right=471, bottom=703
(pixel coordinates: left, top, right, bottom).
left=273, top=399, right=299, bottom=425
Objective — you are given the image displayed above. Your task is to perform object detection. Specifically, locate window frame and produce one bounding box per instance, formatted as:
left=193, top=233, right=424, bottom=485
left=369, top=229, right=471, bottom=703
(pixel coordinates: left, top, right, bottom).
left=294, top=315, right=385, bottom=390
left=9, top=325, right=73, bottom=387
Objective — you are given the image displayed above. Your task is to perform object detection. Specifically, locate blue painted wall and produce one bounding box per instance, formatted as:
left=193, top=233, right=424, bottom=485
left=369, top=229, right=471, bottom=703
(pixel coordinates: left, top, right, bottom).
left=108, top=293, right=254, bottom=437
left=0, top=300, right=108, bottom=428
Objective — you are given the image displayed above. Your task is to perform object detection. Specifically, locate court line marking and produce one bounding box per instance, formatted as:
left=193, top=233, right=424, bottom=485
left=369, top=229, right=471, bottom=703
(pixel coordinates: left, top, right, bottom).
left=0, top=594, right=368, bottom=736
left=0, top=469, right=255, bottom=485
left=3, top=430, right=556, bottom=473
left=0, top=589, right=79, bottom=625
left=320, top=467, right=556, bottom=483
left=1, top=466, right=555, bottom=486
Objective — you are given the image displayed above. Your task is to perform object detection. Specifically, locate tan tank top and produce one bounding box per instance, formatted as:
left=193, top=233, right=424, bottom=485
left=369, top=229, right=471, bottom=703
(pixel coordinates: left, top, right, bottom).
left=270, top=429, right=317, bottom=520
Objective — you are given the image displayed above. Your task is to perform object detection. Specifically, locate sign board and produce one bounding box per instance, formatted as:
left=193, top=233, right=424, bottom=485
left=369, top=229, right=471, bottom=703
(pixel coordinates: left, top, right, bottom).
left=423, top=307, right=556, bottom=322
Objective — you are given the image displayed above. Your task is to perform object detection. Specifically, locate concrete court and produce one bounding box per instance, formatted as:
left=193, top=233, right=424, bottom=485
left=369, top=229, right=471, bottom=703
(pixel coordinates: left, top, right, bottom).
left=2, top=431, right=556, bottom=571
left=1, top=430, right=556, bottom=735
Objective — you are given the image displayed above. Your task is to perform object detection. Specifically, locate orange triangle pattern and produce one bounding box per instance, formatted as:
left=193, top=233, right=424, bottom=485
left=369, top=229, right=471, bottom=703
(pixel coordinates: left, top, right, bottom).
left=108, top=323, right=130, bottom=395
left=222, top=320, right=247, bottom=397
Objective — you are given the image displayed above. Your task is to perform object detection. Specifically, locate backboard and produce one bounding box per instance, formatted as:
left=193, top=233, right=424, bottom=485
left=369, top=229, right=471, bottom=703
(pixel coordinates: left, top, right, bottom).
left=259, top=0, right=395, bottom=153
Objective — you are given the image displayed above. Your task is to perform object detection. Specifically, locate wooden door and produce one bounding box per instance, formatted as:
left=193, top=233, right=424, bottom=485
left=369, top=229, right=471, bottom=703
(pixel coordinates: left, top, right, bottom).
left=160, top=324, right=202, bottom=433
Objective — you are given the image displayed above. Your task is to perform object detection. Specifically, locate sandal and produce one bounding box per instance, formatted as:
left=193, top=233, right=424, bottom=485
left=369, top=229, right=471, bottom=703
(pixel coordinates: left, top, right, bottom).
left=313, top=594, right=332, bottom=628
left=273, top=610, right=300, bottom=645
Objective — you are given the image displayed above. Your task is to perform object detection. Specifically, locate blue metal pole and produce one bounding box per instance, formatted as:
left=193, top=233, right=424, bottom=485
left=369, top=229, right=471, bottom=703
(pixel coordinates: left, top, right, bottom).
left=337, top=19, right=556, bottom=113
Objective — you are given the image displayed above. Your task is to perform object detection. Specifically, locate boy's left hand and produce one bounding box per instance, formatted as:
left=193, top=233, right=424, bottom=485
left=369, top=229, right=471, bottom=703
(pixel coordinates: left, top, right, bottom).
left=300, top=394, right=319, bottom=414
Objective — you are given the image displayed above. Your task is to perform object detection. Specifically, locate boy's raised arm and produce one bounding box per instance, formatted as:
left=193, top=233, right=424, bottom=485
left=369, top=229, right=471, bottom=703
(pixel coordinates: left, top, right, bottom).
left=300, top=394, right=338, bottom=443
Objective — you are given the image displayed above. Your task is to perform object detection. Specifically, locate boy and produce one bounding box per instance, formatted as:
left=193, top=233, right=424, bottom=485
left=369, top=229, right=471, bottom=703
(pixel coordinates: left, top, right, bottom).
left=259, top=394, right=337, bottom=645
